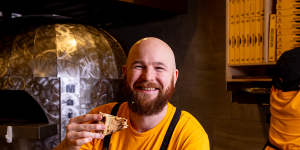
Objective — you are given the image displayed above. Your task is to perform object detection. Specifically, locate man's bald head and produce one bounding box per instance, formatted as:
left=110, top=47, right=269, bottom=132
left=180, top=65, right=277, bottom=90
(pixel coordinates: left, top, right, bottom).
left=126, top=37, right=177, bottom=71
left=123, top=37, right=179, bottom=115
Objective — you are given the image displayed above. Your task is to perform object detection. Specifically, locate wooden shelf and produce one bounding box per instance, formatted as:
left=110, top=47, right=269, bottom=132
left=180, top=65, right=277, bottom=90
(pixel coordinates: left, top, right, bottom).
left=228, top=62, right=276, bottom=67
left=227, top=81, right=272, bottom=104
left=226, top=64, right=275, bottom=82
left=227, top=78, right=272, bottom=82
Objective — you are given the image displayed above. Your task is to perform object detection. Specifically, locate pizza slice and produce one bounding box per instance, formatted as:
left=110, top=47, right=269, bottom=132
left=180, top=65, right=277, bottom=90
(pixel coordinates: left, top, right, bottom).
left=99, top=112, right=128, bottom=136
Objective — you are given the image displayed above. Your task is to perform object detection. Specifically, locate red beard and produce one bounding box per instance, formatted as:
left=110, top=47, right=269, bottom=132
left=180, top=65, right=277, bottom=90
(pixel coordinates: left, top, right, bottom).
left=124, top=77, right=175, bottom=116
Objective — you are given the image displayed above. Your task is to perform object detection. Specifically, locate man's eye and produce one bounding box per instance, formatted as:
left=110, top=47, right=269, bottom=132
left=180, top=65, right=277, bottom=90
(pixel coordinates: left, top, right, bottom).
left=134, top=65, right=144, bottom=69
left=155, top=67, right=164, bottom=71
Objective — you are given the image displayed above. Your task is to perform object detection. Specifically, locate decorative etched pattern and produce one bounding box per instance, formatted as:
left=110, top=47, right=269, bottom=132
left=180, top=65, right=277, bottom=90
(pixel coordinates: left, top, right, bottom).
left=0, top=76, right=61, bottom=119
left=26, top=77, right=60, bottom=123
left=0, top=23, right=126, bottom=149
left=0, top=76, right=60, bottom=149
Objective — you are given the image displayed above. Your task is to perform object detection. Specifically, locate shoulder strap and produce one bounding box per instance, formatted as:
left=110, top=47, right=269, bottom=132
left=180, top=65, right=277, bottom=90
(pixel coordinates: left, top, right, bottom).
left=110, top=102, right=122, bottom=116
left=160, top=108, right=181, bottom=150
left=103, top=102, right=122, bottom=150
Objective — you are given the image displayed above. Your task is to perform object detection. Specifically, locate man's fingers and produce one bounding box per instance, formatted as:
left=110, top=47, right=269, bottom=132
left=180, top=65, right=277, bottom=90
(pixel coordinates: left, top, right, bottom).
left=67, top=123, right=105, bottom=132
left=67, top=131, right=104, bottom=140
left=64, top=114, right=106, bottom=148
left=69, top=114, right=103, bottom=123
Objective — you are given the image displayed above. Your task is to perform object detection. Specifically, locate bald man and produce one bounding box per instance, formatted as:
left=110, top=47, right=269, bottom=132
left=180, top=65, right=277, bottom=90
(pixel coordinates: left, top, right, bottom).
left=54, top=37, right=210, bottom=150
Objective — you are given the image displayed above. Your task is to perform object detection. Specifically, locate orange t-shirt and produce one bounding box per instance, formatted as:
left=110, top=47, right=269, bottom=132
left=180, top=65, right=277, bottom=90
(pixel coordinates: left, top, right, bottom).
left=80, top=102, right=210, bottom=150
left=267, top=87, right=300, bottom=150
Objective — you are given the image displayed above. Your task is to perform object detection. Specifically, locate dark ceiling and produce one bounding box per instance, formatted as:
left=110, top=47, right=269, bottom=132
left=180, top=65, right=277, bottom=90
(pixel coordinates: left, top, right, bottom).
left=0, top=0, right=183, bottom=29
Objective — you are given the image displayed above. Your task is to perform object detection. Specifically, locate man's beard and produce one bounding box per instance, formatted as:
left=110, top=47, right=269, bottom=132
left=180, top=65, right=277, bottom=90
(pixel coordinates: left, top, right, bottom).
left=124, top=77, right=175, bottom=116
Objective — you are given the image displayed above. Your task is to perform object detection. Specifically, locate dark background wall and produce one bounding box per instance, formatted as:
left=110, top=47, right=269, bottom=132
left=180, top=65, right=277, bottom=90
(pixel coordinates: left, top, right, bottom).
left=106, top=0, right=268, bottom=149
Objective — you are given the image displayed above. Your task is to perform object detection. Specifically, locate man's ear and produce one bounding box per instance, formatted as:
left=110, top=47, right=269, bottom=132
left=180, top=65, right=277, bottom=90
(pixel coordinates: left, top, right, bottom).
left=173, top=69, right=179, bottom=86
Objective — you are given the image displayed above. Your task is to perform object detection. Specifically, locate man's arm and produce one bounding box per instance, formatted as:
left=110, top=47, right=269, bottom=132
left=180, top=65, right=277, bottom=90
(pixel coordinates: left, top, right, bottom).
left=175, top=111, right=210, bottom=150
left=181, top=129, right=210, bottom=150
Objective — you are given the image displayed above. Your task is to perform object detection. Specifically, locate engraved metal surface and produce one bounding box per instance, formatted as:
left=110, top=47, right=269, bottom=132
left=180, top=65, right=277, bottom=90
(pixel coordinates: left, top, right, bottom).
left=0, top=23, right=126, bottom=149
left=0, top=77, right=60, bottom=123
left=26, top=77, right=60, bottom=123
left=0, top=77, right=60, bottom=150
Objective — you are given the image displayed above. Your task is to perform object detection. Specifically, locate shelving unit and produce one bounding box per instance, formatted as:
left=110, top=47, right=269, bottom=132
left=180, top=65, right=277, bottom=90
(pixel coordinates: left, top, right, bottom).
left=226, top=0, right=275, bottom=103
left=226, top=0, right=275, bottom=83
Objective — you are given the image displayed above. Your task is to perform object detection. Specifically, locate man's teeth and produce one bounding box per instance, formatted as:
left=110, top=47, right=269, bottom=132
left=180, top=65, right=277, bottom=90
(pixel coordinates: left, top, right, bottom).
left=141, top=88, right=156, bottom=90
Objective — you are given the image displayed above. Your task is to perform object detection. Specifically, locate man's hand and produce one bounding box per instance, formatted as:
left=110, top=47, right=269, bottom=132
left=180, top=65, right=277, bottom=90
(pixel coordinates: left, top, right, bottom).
left=55, top=114, right=106, bottom=150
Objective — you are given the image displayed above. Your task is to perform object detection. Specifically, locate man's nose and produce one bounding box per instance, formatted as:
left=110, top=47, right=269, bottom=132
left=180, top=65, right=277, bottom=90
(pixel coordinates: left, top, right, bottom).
left=141, top=68, right=155, bottom=81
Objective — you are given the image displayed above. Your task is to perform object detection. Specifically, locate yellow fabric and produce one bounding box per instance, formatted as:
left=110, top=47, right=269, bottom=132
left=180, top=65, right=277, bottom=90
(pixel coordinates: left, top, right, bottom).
left=80, top=102, right=210, bottom=150
left=268, top=87, right=300, bottom=150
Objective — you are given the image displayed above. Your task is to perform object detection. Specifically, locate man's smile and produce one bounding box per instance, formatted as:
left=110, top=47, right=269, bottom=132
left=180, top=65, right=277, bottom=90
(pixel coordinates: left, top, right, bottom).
left=138, top=87, right=157, bottom=91
left=134, top=87, right=159, bottom=94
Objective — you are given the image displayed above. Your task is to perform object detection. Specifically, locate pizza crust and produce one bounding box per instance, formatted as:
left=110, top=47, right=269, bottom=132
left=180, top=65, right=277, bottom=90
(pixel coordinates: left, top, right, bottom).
left=99, top=112, right=128, bottom=136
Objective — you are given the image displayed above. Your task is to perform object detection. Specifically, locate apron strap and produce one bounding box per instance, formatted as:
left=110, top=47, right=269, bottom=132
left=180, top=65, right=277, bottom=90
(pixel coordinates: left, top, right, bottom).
left=160, top=108, right=181, bottom=150
left=103, top=102, right=122, bottom=150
